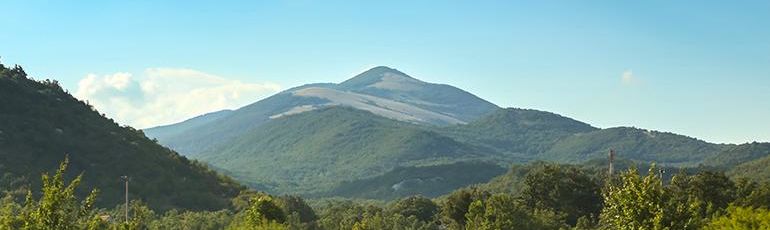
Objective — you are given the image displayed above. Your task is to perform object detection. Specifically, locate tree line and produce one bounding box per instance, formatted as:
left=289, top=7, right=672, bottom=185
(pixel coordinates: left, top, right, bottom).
left=2, top=159, right=770, bottom=229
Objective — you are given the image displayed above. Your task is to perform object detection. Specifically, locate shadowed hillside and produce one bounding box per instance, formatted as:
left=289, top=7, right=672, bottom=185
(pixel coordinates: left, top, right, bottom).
left=0, top=63, right=244, bottom=211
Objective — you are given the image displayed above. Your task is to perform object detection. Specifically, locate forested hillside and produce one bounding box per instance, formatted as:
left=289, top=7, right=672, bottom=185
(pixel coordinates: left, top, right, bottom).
left=143, top=66, right=770, bottom=202
left=541, top=127, right=726, bottom=165
left=199, top=106, right=497, bottom=195
left=728, top=146, right=770, bottom=183
left=0, top=63, right=244, bottom=211
left=438, top=108, right=598, bottom=158
left=6, top=154, right=770, bottom=229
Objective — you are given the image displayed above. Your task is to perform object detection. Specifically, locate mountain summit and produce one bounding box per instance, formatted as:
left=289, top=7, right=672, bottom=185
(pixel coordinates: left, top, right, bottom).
left=338, top=66, right=424, bottom=90
left=144, top=66, right=500, bottom=156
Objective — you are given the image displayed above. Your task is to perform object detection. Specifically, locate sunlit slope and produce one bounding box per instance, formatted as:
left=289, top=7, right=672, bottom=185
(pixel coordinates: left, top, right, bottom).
left=199, top=106, right=494, bottom=195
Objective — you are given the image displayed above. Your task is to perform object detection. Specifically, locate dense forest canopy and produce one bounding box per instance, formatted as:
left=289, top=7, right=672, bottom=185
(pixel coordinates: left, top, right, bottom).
left=3, top=157, right=770, bottom=229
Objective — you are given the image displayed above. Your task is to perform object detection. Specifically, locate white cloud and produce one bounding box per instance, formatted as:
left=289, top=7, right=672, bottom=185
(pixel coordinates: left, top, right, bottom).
left=104, top=72, right=132, bottom=90
left=75, top=68, right=281, bottom=129
left=621, top=69, right=636, bottom=85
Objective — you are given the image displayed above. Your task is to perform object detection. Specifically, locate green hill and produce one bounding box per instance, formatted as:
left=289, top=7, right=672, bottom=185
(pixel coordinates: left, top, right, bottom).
left=0, top=63, right=244, bottom=211
left=728, top=145, right=770, bottom=183
left=705, top=142, right=770, bottom=168
left=199, top=106, right=496, bottom=195
left=440, top=108, right=597, bottom=158
left=541, top=127, right=725, bottom=166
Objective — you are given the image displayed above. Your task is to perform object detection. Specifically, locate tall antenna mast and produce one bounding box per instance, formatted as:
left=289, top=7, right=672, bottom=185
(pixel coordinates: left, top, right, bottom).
left=608, top=149, right=615, bottom=176
left=121, top=176, right=129, bottom=224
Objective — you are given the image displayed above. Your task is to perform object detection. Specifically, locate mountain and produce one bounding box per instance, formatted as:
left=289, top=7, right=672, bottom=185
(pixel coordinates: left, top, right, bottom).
left=182, top=104, right=607, bottom=198
left=144, top=109, right=234, bottom=144
left=144, top=66, right=499, bottom=156
left=143, top=65, right=769, bottom=200
left=336, top=66, right=499, bottom=122
left=0, top=63, right=243, bottom=211
left=197, top=106, right=496, bottom=195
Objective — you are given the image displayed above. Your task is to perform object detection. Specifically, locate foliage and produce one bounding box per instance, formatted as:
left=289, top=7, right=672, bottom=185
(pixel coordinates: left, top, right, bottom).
left=521, top=163, right=602, bottom=225
left=276, top=195, right=317, bottom=224
left=4, top=154, right=770, bottom=230
left=387, top=196, right=438, bottom=223
left=439, top=187, right=490, bottom=229
left=316, top=201, right=375, bottom=230
left=599, top=166, right=704, bottom=230
left=225, top=194, right=293, bottom=229
left=733, top=179, right=770, bottom=209
left=704, top=205, right=770, bottom=229
left=149, top=209, right=233, bottom=230
left=729, top=151, right=770, bottom=183
left=107, top=200, right=156, bottom=230
left=464, top=193, right=565, bottom=230
left=351, top=211, right=437, bottom=230
left=686, top=171, right=735, bottom=211
left=0, top=158, right=102, bottom=230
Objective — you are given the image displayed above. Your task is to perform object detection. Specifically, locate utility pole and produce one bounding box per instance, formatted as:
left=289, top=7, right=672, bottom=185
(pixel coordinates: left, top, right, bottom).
left=658, top=169, right=665, bottom=186
left=121, top=176, right=129, bottom=224
left=608, top=149, right=615, bottom=176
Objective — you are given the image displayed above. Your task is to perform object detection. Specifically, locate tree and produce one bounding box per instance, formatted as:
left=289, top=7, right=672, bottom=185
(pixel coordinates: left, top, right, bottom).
left=464, top=193, right=564, bottom=230
left=599, top=166, right=703, bottom=230
left=521, top=164, right=601, bottom=225
left=687, top=171, right=735, bottom=211
left=317, top=201, right=373, bottom=230
left=227, top=195, right=288, bottom=229
left=16, top=157, right=102, bottom=230
left=388, top=196, right=439, bottom=223
left=734, top=180, right=770, bottom=209
left=149, top=209, right=233, bottom=230
left=440, top=187, right=489, bottom=229
left=352, top=211, right=438, bottom=230
left=704, top=206, right=770, bottom=229
left=600, top=166, right=663, bottom=229
left=109, top=200, right=156, bottom=230
left=276, top=195, right=317, bottom=224
left=0, top=193, right=24, bottom=229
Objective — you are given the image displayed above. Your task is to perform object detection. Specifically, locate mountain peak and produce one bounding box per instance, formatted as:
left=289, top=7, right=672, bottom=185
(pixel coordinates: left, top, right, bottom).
left=339, top=66, right=423, bottom=90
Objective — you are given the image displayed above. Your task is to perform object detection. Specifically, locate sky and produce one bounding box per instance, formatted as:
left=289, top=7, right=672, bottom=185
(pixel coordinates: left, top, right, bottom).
left=1, top=1, right=768, bottom=144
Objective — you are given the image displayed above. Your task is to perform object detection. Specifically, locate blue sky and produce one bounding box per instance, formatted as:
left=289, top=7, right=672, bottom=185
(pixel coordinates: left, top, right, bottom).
left=1, top=1, right=768, bottom=143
